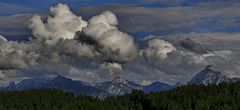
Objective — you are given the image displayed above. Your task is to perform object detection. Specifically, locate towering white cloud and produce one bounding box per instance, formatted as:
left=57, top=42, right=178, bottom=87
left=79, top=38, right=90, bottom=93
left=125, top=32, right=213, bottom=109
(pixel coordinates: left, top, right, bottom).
left=28, top=3, right=88, bottom=40
left=83, top=11, right=118, bottom=40
left=0, top=5, right=140, bottom=82
left=81, top=11, right=139, bottom=76
left=83, top=11, right=138, bottom=63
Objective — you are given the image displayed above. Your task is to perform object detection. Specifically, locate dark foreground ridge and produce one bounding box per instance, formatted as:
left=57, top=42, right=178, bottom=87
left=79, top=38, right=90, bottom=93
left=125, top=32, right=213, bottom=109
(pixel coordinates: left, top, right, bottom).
left=0, top=81, right=240, bottom=110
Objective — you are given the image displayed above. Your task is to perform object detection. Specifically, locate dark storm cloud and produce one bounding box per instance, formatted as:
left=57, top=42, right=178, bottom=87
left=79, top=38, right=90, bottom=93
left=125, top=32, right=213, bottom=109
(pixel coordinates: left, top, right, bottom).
left=179, top=38, right=207, bottom=54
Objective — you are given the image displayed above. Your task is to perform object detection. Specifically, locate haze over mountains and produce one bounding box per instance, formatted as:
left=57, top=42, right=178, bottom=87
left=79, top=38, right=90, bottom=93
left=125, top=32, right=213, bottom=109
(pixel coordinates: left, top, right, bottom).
left=1, top=65, right=239, bottom=97
left=1, top=75, right=171, bottom=97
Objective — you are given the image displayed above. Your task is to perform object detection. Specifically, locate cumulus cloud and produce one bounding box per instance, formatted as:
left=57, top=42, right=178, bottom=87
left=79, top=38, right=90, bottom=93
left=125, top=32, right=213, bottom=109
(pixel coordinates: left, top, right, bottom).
left=0, top=4, right=140, bottom=84
left=0, top=35, right=7, bottom=41
left=83, top=11, right=138, bottom=63
left=0, top=38, right=105, bottom=85
left=135, top=34, right=240, bottom=83
left=0, top=38, right=98, bottom=70
left=141, top=39, right=176, bottom=60
left=78, top=11, right=139, bottom=76
left=28, top=3, right=87, bottom=40
left=0, top=35, right=7, bottom=44
left=100, top=62, right=123, bottom=76
left=83, top=11, right=118, bottom=40
left=0, top=41, right=30, bottom=70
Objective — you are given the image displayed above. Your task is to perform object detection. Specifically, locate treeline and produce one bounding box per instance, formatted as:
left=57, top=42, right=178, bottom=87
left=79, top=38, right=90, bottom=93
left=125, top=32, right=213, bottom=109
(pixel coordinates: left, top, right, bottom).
left=0, top=82, right=240, bottom=110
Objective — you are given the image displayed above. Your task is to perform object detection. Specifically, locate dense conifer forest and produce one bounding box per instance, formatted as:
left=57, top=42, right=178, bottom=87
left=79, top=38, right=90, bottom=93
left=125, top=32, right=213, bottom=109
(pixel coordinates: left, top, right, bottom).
left=0, top=82, right=240, bottom=110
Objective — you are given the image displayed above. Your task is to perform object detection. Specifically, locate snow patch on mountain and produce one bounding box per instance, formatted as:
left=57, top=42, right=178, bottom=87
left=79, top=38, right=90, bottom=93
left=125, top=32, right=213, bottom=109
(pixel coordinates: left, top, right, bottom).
left=188, top=65, right=231, bottom=85
left=93, top=76, right=142, bottom=96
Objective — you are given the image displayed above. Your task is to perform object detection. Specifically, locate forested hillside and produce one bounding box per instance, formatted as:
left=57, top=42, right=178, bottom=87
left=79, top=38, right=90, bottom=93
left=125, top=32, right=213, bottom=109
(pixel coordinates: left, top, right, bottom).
left=0, top=82, right=240, bottom=110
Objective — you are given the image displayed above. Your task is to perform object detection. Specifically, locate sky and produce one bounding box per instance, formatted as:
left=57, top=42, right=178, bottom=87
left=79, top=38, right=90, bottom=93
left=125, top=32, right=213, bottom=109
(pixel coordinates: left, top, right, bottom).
left=0, top=0, right=240, bottom=85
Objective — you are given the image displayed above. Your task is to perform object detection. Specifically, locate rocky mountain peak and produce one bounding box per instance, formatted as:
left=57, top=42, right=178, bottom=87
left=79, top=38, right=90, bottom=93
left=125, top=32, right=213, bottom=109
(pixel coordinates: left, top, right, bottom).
left=188, top=65, right=231, bottom=85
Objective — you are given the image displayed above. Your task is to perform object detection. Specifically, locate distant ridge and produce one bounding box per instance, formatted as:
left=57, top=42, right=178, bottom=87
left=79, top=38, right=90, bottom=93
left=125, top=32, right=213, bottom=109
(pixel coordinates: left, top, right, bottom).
left=143, top=81, right=172, bottom=93
left=2, top=65, right=240, bottom=97
left=0, top=75, right=172, bottom=97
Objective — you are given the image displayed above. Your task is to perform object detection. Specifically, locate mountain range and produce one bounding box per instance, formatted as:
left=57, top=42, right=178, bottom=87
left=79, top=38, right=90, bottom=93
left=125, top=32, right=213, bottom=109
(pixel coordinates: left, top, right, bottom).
left=0, top=75, right=173, bottom=98
left=1, top=65, right=239, bottom=97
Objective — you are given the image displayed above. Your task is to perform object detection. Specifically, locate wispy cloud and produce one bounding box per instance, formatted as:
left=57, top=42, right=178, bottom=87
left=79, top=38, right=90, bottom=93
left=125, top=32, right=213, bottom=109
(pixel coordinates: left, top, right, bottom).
left=0, top=3, right=38, bottom=15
